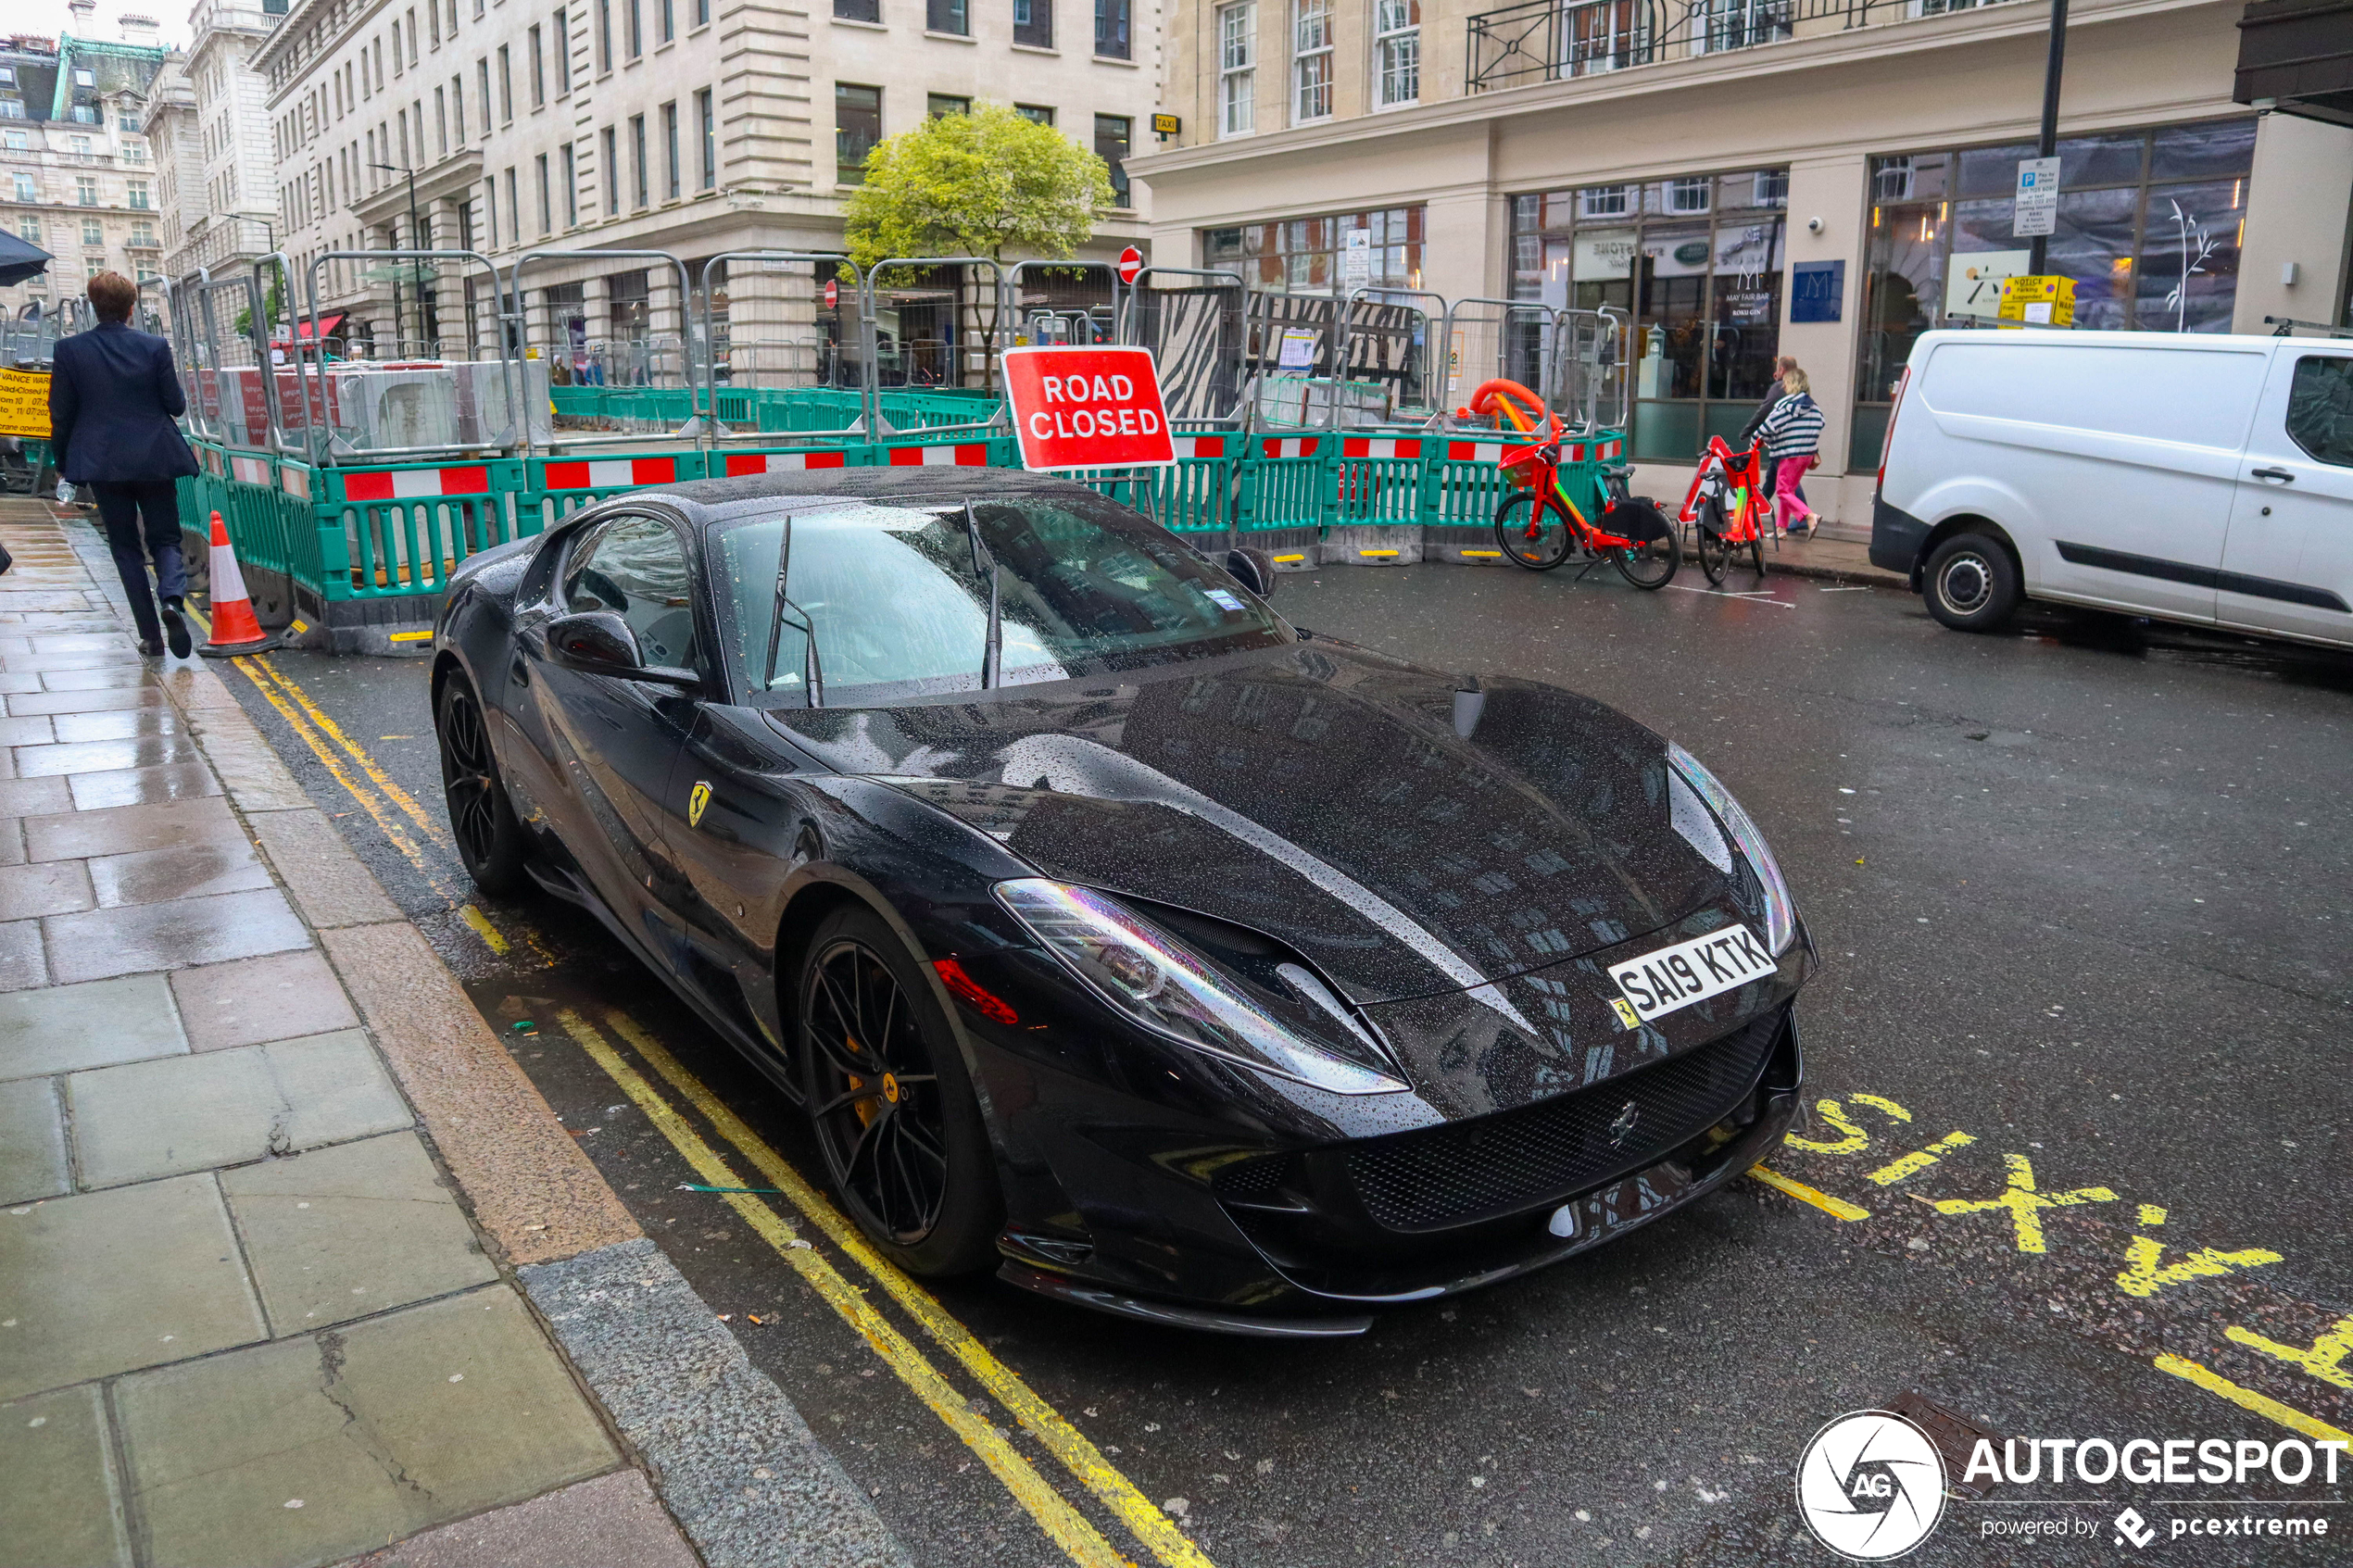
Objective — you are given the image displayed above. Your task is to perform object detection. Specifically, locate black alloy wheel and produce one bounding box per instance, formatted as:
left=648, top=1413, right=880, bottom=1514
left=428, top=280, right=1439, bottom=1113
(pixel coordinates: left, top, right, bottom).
left=1695, top=495, right=1732, bottom=585
left=435, top=673, right=530, bottom=897
left=1923, top=533, right=2021, bottom=632
left=1493, top=491, right=1575, bottom=571
left=799, top=905, right=1000, bottom=1275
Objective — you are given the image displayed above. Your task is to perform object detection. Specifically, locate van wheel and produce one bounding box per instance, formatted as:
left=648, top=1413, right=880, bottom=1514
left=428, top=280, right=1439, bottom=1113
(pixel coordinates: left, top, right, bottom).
left=1923, top=533, right=2020, bottom=633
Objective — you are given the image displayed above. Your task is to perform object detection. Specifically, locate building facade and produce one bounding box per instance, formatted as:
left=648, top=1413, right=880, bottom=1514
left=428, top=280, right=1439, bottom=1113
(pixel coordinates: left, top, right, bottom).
left=0, top=11, right=172, bottom=325
left=252, top=0, right=1164, bottom=379
left=157, top=0, right=290, bottom=287
left=1132, top=0, right=2353, bottom=526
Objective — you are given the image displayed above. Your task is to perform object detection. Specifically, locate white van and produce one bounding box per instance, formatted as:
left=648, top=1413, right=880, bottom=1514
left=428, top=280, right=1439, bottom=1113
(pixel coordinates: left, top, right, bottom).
left=1869, top=329, right=2353, bottom=649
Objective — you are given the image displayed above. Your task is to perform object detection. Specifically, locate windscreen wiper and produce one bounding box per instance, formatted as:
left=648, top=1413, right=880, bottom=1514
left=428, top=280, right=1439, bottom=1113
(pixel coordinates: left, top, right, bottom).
left=963, top=499, right=1001, bottom=689
left=761, top=513, right=825, bottom=707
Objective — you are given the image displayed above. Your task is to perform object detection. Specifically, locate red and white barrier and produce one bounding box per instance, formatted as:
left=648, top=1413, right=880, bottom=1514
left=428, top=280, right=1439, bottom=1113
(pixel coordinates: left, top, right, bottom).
left=1341, top=437, right=1422, bottom=459
left=341, top=465, right=490, bottom=501
left=885, top=445, right=991, bottom=467
left=542, top=456, right=680, bottom=490
left=722, top=451, right=849, bottom=475
left=1170, top=435, right=1227, bottom=459
left=1261, top=437, right=1320, bottom=458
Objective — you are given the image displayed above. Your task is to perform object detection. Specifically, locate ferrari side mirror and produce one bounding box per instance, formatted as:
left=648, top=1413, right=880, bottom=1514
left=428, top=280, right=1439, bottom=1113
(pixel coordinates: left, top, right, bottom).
left=1226, top=546, right=1279, bottom=597
left=546, top=610, right=698, bottom=686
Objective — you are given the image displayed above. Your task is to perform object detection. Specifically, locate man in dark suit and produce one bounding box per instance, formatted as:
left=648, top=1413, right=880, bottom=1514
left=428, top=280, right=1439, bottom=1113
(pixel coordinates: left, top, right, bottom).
left=49, top=270, right=200, bottom=658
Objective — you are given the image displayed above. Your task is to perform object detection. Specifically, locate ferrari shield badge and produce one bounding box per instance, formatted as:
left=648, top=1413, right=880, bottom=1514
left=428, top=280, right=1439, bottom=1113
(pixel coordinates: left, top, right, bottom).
left=687, top=781, right=712, bottom=829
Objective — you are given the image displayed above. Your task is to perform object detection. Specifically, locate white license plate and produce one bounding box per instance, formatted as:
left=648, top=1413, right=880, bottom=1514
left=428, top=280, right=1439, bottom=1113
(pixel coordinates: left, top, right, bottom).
left=1608, top=924, right=1775, bottom=1024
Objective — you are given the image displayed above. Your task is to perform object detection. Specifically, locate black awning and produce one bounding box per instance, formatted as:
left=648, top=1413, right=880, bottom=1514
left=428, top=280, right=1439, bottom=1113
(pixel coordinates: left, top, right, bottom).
left=2237, top=0, right=2353, bottom=127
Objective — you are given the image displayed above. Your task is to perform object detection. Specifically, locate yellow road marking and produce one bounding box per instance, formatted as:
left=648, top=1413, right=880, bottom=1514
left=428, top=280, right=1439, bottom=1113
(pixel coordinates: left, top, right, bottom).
left=459, top=904, right=511, bottom=955
left=2154, top=1354, right=2351, bottom=1444
left=218, top=643, right=554, bottom=967
left=1747, top=1165, right=1871, bottom=1222
left=252, top=656, right=442, bottom=841
left=388, top=629, right=434, bottom=642
left=227, top=657, right=445, bottom=891
left=554, top=1010, right=1135, bottom=1568
left=2226, top=1316, right=2353, bottom=1390
left=601, top=1010, right=1217, bottom=1568
left=1868, top=1131, right=1975, bottom=1186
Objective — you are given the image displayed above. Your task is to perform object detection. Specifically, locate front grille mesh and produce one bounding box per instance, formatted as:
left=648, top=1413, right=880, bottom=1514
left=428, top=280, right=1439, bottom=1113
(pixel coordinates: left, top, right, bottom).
left=1342, top=1010, right=1784, bottom=1232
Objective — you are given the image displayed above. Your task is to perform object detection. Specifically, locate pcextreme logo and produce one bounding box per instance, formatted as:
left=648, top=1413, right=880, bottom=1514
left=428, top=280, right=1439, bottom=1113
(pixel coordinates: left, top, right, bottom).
left=1795, top=1410, right=1949, bottom=1561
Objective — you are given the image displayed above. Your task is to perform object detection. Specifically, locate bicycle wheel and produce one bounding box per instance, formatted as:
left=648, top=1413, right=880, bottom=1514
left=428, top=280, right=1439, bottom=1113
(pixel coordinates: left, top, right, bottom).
left=1609, top=511, right=1681, bottom=590
left=1494, top=490, right=1574, bottom=571
left=1749, top=510, right=1768, bottom=578
left=1695, top=496, right=1731, bottom=585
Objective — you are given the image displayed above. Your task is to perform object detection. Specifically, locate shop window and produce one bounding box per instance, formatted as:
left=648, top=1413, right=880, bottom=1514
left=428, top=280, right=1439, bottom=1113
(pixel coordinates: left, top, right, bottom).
left=1203, top=204, right=1422, bottom=294
left=1853, top=118, right=2257, bottom=467
left=1512, top=169, right=1790, bottom=460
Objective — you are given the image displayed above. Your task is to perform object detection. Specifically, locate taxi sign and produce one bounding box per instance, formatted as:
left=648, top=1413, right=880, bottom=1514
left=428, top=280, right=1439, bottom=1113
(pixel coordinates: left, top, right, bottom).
left=1001, top=346, right=1176, bottom=471
left=1151, top=112, right=1181, bottom=137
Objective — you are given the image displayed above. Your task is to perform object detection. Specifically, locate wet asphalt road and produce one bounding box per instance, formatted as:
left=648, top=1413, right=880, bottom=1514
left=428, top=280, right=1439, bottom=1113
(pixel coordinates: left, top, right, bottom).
left=217, top=559, right=2353, bottom=1567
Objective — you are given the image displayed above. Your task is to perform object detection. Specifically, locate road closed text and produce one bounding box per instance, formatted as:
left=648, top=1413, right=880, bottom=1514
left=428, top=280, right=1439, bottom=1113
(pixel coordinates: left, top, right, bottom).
left=1002, top=346, right=1177, bottom=470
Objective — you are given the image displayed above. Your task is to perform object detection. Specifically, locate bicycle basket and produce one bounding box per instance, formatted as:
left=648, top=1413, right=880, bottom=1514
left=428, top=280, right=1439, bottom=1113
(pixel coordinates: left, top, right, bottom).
left=1499, top=441, right=1560, bottom=488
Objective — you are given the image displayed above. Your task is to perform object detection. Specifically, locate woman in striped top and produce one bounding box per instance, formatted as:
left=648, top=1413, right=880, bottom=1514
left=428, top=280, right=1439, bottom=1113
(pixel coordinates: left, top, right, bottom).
left=1757, top=367, right=1826, bottom=539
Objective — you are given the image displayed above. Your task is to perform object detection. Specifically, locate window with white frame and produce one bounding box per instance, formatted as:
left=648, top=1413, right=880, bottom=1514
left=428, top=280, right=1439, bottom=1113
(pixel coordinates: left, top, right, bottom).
left=1579, top=183, right=1631, bottom=217
left=1292, top=0, right=1331, bottom=122
left=1218, top=3, right=1254, bottom=137
left=1666, top=175, right=1711, bottom=213
left=1375, top=0, right=1418, bottom=107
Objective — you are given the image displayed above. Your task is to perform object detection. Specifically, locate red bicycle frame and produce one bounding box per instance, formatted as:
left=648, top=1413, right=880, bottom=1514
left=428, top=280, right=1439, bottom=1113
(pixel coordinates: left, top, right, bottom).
left=1678, top=434, right=1768, bottom=545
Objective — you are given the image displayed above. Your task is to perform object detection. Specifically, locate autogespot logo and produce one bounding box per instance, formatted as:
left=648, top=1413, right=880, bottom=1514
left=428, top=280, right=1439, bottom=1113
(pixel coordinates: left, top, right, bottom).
left=1795, top=1411, right=1949, bottom=1561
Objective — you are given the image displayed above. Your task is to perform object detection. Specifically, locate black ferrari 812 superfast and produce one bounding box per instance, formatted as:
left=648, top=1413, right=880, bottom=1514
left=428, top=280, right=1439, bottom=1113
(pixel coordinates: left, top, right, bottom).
left=431, top=468, right=1809, bottom=1335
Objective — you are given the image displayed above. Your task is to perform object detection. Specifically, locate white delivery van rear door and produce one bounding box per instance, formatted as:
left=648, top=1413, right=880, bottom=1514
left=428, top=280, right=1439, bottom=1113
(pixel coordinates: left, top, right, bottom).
left=1914, top=336, right=2269, bottom=622
left=2219, top=347, right=2353, bottom=647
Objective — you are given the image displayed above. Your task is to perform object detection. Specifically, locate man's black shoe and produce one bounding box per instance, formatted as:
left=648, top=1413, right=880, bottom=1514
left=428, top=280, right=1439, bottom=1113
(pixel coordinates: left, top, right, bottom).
left=139, top=636, right=166, bottom=657
left=160, top=604, right=193, bottom=659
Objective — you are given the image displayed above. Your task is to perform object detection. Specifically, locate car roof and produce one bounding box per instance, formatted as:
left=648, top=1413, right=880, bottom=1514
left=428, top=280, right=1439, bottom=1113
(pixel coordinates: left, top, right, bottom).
left=636, top=466, right=1096, bottom=526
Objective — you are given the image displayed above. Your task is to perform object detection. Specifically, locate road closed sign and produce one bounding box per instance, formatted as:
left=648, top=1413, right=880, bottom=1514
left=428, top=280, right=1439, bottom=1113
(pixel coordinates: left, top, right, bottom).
left=1001, top=346, right=1176, bottom=470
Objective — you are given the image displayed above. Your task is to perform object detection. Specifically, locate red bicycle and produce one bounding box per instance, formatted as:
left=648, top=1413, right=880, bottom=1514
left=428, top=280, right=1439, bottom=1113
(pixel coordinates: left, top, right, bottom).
left=1679, top=434, right=1770, bottom=584
left=1471, top=380, right=1679, bottom=590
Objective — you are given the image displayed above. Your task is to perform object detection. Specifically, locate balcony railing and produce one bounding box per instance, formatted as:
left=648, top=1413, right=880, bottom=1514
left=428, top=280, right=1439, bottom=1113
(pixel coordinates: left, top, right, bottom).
left=1468, top=0, right=2013, bottom=92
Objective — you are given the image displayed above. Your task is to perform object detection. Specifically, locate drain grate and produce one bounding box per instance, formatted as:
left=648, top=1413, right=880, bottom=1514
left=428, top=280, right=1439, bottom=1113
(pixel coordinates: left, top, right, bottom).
left=1890, top=1389, right=2003, bottom=1500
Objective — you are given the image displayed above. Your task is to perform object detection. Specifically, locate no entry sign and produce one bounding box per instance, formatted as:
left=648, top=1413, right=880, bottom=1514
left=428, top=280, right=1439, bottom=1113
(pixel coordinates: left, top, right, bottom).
left=1001, top=346, right=1176, bottom=470
left=1117, top=246, right=1144, bottom=285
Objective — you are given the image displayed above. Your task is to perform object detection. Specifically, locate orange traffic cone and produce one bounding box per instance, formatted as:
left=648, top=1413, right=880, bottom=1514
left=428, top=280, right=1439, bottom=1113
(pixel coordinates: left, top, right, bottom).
left=197, top=509, right=283, bottom=658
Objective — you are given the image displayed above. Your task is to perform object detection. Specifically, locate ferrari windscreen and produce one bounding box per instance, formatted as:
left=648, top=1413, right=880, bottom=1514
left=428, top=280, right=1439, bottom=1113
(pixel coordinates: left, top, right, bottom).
left=710, top=493, right=1292, bottom=706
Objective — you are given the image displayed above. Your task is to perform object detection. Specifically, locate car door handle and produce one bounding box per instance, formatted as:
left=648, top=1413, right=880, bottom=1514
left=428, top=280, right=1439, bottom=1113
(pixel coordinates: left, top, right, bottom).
left=2249, top=467, right=2296, bottom=483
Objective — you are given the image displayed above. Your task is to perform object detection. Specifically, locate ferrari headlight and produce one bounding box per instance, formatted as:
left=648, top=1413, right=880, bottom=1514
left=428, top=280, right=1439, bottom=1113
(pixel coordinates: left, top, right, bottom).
left=994, top=879, right=1407, bottom=1097
left=1667, top=742, right=1798, bottom=955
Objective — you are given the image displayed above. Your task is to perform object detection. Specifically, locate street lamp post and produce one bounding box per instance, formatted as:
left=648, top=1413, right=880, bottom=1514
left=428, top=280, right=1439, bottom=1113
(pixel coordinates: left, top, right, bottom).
left=369, top=160, right=423, bottom=353
left=2027, top=0, right=2068, bottom=278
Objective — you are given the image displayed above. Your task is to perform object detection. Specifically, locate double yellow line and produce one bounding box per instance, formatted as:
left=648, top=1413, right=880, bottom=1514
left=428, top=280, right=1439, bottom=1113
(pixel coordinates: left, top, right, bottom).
left=196, top=610, right=543, bottom=962
left=561, top=1007, right=1216, bottom=1568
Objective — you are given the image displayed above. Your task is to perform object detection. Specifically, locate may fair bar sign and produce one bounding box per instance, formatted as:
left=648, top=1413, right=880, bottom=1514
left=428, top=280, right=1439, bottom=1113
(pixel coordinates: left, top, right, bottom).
left=1001, top=346, right=1176, bottom=470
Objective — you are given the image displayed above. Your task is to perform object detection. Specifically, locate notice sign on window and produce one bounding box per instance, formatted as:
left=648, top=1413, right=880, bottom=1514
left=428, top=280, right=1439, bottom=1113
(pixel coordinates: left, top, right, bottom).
left=2012, top=157, right=2059, bottom=239
left=1001, top=346, right=1176, bottom=470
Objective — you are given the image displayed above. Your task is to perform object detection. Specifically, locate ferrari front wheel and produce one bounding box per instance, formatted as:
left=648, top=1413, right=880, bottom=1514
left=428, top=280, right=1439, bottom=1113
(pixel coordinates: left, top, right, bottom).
left=435, top=671, right=531, bottom=897
left=799, top=904, right=1002, bottom=1276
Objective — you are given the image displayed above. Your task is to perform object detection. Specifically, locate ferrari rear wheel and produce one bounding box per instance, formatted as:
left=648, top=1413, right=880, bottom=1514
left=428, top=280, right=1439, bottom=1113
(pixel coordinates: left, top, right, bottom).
left=435, top=672, right=530, bottom=897
left=799, top=905, right=1001, bottom=1276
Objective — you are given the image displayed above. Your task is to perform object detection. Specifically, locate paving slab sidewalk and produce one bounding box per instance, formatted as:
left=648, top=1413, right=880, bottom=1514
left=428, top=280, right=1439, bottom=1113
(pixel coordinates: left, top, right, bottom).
left=1, top=502, right=905, bottom=1568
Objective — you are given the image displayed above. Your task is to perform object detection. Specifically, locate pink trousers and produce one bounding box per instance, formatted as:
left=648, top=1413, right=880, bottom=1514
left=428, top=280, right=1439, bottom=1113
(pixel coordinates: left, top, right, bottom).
left=1772, top=457, right=1815, bottom=532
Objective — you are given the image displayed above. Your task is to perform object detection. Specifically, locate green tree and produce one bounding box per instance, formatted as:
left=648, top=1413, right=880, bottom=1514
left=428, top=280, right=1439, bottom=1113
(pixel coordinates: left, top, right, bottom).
left=842, top=101, right=1115, bottom=271
left=233, top=278, right=286, bottom=339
